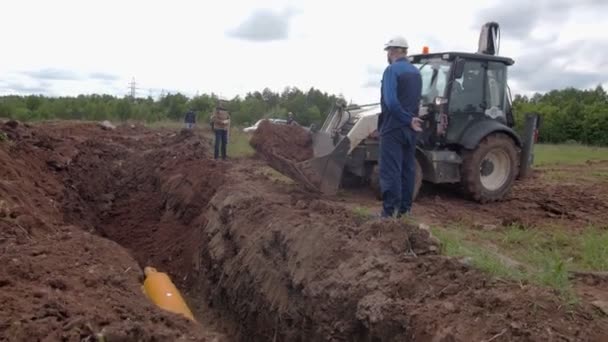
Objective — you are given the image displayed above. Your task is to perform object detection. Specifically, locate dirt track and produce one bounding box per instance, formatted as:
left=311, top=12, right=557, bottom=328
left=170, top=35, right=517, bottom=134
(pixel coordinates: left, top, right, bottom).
left=1, top=120, right=607, bottom=341
left=336, top=162, right=608, bottom=231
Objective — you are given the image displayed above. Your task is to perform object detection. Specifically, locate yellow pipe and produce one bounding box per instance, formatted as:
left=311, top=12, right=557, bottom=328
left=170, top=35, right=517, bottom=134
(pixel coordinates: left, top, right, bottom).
left=142, top=266, right=196, bottom=322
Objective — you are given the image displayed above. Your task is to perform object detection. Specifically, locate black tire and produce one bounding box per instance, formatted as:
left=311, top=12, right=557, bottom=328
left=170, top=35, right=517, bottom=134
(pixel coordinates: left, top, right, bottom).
left=370, top=159, right=422, bottom=201
left=461, top=133, right=519, bottom=203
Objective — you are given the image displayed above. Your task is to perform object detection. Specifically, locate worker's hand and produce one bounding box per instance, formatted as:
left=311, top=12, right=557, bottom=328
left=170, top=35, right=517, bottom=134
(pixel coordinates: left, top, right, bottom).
left=410, top=117, right=423, bottom=132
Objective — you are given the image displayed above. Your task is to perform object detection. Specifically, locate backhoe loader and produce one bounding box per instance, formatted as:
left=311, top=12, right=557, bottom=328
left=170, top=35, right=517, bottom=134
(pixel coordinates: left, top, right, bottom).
left=263, top=22, right=541, bottom=203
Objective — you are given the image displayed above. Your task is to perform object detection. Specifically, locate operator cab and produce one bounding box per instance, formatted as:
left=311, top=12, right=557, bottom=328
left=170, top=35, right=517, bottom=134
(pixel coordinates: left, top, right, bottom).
left=409, top=52, right=515, bottom=147
left=408, top=22, right=516, bottom=148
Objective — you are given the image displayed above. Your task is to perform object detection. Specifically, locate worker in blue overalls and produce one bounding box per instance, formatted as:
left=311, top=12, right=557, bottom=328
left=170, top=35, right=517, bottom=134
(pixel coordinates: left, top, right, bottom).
left=378, top=36, right=423, bottom=218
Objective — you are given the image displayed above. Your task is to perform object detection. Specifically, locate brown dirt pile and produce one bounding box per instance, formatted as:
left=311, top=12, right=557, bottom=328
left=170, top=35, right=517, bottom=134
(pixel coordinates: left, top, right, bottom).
left=0, top=120, right=226, bottom=341
left=249, top=120, right=313, bottom=162
left=249, top=120, right=323, bottom=193
left=196, top=162, right=608, bottom=341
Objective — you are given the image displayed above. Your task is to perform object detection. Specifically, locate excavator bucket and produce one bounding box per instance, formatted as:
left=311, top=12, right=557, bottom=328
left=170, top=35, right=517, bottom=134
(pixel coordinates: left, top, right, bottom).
left=260, top=131, right=351, bottom=195
left=252, top=102, right=366, bottom=195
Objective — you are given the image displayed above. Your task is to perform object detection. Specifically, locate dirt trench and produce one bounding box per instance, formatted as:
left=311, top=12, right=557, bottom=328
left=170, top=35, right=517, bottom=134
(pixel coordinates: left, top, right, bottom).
left=0, top=121, right=229, bottom=341
left=194, top=161, right=608, bottom=341
left=2, top=120, right=608, bottom=341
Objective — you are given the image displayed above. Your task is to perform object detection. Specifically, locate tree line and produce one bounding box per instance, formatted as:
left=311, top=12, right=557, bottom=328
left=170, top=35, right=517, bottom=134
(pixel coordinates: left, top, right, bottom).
left=512, top=86, right=608, bottom=146
left=0, top=87, right=339, bottom=128
left=1, top=85, right=607, bottom=145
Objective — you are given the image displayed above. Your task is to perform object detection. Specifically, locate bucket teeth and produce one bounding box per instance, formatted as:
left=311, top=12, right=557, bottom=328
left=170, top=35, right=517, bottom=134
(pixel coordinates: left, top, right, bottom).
left=261, top=134, right=351, bottom=196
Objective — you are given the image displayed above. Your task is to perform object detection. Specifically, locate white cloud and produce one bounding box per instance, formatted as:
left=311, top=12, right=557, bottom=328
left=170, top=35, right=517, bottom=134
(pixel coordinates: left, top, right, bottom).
left=0, top=0, right=606, bottom=101
left=21, top=68, right=82, bottom=81
left=227, top=8, right=296, bottom=42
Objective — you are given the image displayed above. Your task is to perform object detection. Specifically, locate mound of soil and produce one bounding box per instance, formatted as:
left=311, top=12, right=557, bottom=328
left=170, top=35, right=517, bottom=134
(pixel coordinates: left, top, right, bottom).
left=0, top=120, right=225, bottom=341
left=249, top=120, right=324, bottom=193
left=197, top=162, right=608, bottom=341
left=249, top=120, right=313, bottom=162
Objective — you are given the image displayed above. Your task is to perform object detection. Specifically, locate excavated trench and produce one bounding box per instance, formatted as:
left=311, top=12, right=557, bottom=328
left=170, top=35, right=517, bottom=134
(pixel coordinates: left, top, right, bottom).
left=191, top=163, right=608, bottom=341
left=2, top=121, right=607, bottom=341
left=54, top=127, right=238, bottom=337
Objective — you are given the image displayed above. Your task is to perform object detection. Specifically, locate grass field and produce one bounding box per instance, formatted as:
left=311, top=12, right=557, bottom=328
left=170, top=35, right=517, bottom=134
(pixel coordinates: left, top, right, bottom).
left=143, top=121, right=255, bottom=158
left=140, top=122, right=608, bottom=166
left=534, top=144, right=608, bottom=165
left=227, top=129, right=255, bottom=158
left=431, top=224, right=608, bottom=302
left=427, top=144, right=608, bottom=302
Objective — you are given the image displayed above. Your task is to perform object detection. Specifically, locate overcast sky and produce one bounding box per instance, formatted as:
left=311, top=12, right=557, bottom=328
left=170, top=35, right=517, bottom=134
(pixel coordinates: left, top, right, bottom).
left=1, top=0, right=606, bottom=103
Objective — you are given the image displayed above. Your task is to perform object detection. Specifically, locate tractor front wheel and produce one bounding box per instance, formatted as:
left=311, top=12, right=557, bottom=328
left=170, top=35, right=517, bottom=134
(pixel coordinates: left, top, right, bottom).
left=461, top=133, right=518, bottom=203
left=370, top=158, right=422, bottom=201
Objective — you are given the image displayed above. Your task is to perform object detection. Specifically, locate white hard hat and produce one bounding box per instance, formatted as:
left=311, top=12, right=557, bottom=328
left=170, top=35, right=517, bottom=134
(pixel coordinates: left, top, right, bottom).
left=384, top=36, right=409, bottom=50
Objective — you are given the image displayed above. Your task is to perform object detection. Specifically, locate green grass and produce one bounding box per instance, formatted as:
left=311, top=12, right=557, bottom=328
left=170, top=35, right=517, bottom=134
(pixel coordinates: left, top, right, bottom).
left=227, top=129, right=255, bottom=158
left=430, top=224, right=608, bottom=302
left=352, top=206, right=372, bottom=220
left=0, top=131, right=7, bottom=142
left=142, top=121, right=255, bottom=158
left=535, top=144, right=608, bottom=166
left=432, top=227, right=525, bottom=280
left=494, top=225, right=608, bottom=273
left=591, top=171, right=608, bottom=180
left=542, top=168, right=608, bottom=183
left=580, top=229, right=608, bottom=270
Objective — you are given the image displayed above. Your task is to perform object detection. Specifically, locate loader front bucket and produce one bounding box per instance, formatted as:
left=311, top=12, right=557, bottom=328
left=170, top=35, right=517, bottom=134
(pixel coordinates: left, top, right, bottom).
left=261, top=131, right=351, bottom=195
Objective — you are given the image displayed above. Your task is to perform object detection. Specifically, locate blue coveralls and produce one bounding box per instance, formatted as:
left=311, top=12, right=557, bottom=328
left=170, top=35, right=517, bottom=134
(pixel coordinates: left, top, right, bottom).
left=184, top=110, right=196, bottom=129
left=378, top=57, right=422, bottom=217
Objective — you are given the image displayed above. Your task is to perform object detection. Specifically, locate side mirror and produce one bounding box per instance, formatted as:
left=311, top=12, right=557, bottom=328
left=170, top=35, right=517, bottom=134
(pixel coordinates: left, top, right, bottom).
left=454, top=58, right=466, bottom=79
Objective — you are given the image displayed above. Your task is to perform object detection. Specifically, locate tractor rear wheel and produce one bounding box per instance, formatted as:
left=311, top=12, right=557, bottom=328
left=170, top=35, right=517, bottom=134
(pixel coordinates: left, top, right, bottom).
left=370, top=158, right=422, bottom=201
left=461, top=133, right=518, bottom=203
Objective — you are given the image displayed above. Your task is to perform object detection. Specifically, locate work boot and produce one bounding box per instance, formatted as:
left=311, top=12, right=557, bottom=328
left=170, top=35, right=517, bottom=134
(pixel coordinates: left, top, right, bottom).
left=397, top=209, right=411, bottom=218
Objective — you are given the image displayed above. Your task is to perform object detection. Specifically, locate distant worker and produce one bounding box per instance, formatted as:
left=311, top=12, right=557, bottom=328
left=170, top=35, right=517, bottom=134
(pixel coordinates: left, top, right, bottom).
left=378, top=35, right=423, bottom=218
left=287, top=112, right=295, bottom=125
left=211, top=105, right=230, bottom=160
left=184, top=109, right=196, bottom=129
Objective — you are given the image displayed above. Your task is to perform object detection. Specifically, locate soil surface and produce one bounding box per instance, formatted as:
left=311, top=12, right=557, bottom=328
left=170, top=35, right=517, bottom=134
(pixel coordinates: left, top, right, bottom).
left=1, top=119, right=607, bottom=341
left=337, top=162, right=608, bottom=230
left=0, top=120, right=226, bottom=341
left=198, top=160, right=608, bottom=341
left=250, top=122, right=608, bottom=230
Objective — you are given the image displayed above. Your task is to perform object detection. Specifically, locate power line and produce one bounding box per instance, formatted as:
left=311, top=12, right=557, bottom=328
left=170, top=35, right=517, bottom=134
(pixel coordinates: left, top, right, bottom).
left=128, top=77, right=141, bottom=98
